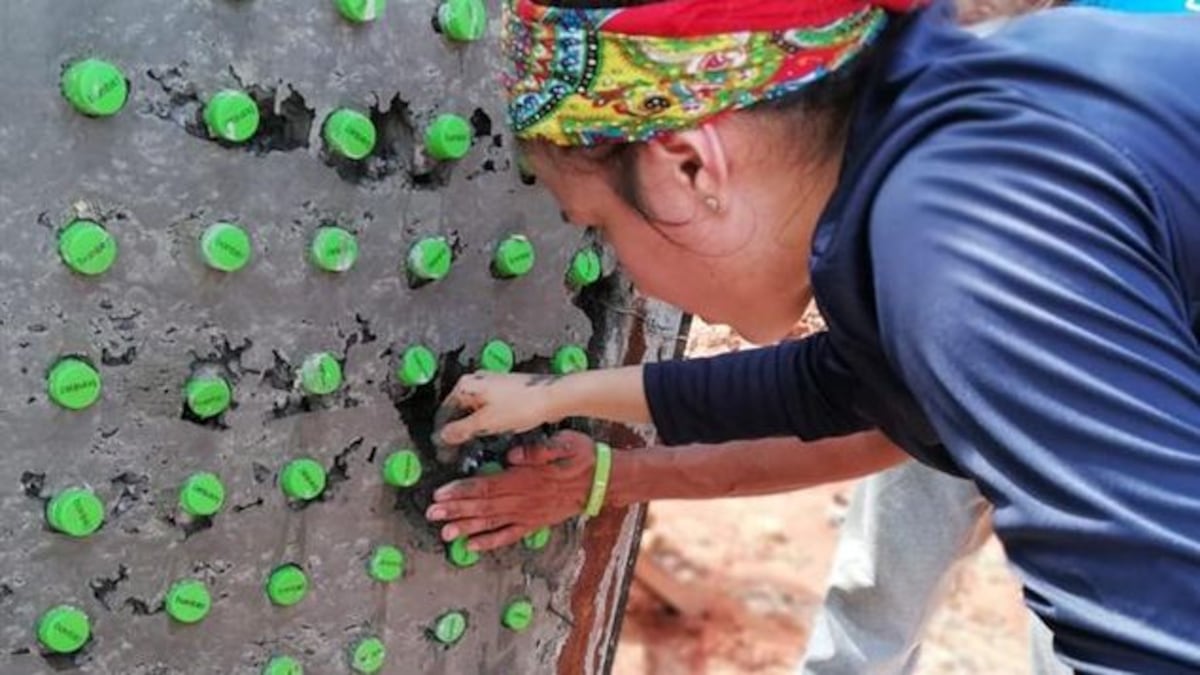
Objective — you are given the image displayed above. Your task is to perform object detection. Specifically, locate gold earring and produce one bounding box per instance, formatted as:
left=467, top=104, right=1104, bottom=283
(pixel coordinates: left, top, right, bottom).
left=703, top=196, right=721, bottom=213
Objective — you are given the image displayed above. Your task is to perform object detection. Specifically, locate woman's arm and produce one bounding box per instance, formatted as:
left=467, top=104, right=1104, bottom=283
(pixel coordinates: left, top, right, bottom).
left=438, top=334, right=871, bottom=448
left=428, top=429, right=905, bottom=550
left=607, top=429, right=906, bottom=507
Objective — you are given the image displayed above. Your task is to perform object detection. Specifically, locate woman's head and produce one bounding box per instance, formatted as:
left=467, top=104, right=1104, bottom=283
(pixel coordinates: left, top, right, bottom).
left=505, top=0, right=911, bottom=342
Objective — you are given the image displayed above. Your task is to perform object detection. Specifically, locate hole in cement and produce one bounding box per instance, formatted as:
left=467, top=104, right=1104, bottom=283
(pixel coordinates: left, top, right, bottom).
left=110, top=472, right=150, bottom=518
left=101, top=345, right=137, bottom=367
left=251, top=463, right=273, bottom=484
left=324, top=437, right=365, bottom=498
left=245, top=87, right=314, bottom=155
left=90, top=564, right=129, bottom=611
left=469, top=109, right=492, bottom=138
left=20, top=472, right=46, bottom=499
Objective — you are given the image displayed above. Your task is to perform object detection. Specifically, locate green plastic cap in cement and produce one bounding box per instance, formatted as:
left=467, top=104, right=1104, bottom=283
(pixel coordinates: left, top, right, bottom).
left=424, top=114, right=472, bottom=161
left=324, top=108, right=376, bottom=160
left=165, top=579, right=212, bottom=624
left=47, top=358, right=102, bottom=410
left=45, top=488, right=105, bottom=538
left=179, top=472, right=226, bottom=517
left=381, top=449, right=422, bottom=487
left=493, top=235, right=536, bottom=278
left=502, top=598, right=534, bottom=632
left=204, top=90, right=260, bottom=143
left=433, top=610, right=467, bottom=645
left=280, top=458, right=327, bottom=501
left=59, top=219, right=117, bottom=276
left=299, top=352, right=343, bottom=395
left=185, top=375, right=232, bottom=419
left=523, top=526, right=551, bottom=551
left=406, top=236, right=453, bottom=282
left=551, top=344, right=589, bottom=375
left=437, top=0, right=487, bottom=42
left=310, top=226, right=359, bottom=272
left=397, top=345, right=438, bottom=387
left=61, top=59, right=128, bottom=117
left=265, top=565, right=309, bottom=607
left=479, top=339, right=515, bottom=374
left=335, top=0, right=386, bottom=23
left=446, top=536, right=479, bottom=568
left=262, top=655, right=304, bottom=675
left=350, top=636, right=386, bottom=673
left=567, top=248, right=602, bottom=289
left=200, top=222, right=252, bottom=272
left=37, top=605, right=91, bottom=654
left=367, top=545, right=405, bottom=582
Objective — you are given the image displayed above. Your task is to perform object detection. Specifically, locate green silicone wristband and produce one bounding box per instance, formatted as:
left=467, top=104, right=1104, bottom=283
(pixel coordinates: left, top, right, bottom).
left=584, top=442, right=612, bottom=517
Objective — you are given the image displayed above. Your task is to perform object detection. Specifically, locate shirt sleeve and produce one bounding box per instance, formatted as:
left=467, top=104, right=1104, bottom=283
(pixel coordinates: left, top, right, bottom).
left=870, top=114, right=1200, bottom=671
left=643, top=330, right=872, bottom=446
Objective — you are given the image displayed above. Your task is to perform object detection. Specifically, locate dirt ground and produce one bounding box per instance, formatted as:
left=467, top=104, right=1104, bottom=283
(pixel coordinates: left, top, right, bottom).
left=611, top=317, right=1030, bottom=675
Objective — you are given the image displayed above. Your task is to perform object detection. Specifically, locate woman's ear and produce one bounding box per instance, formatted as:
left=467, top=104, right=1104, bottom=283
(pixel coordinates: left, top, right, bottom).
left=633, top=124, right=730, bottom=223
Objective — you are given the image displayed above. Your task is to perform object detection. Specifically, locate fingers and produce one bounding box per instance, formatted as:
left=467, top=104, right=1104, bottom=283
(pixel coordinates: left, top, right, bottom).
left=426, top=496, right=528, bottom=524
left=438, top=515, right=516, bottom=542
left=467, top=525, right=527, bottom=552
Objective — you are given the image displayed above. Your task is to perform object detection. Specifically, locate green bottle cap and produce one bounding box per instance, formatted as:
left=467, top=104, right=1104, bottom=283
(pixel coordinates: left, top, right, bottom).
left=493, top=235, right=536, bottom=278
left=280, top=458, right=327, bottom=501
left=59, top=219, right=117, bottom=276
left=502, top=598, right=534, bottom=632
left=310, top=226, right=359, bottom=273
left=406, top=237, right=453, bottom=282
left=61, top=59, right=128, bottom=117
left=45, top=488, right=105, bottom=538
left=263, top=655, right=304, bottom=675
left=46, top=358, right=102, bottom=411
left=397, top=345, right=438, bottom=387
left=551, top=345, right=589, bottom=375
left=179, top=472, right=226, bottom=517
left=476, top=461, right=504, bottom=476
left=568, top=248, right=602, bottom=288
left=522, top=526, right=551, bottom=551
left=433, top=610, right=467, bottom=645
left=299, top=352, right=343, bottom=396
left=381, top=449, right=422, bottom=487
left=265, top=565, right=309, bottom=607
left=204, top=90, right=260, bottom=143
left=45, top=487, right=105, bottom=535
left=184, top=376, right=232, bottom=419
left=424, top=114, right=472, bottom=162
left=350, top=636, right=386, bottom=674
left=324, top=109, right=377, bottom=160
left=437, top=0, right=487, bottom=42
left=446, top=536, right=479, bottom=568
left=200, top=222, right=252, bottom=272
left=165, top=579, right=212, bottom=624
left=335, top=0, right=386, bottom=23
left=37, top=605, right=91, bottom=654
left=367, top=545, right=405, bottom=582
left=478, top=339, right=515, bottom=374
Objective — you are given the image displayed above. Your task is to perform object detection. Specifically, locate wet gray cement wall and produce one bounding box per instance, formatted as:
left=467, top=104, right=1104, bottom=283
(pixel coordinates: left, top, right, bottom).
left=0, top=1, right=640, bottom=673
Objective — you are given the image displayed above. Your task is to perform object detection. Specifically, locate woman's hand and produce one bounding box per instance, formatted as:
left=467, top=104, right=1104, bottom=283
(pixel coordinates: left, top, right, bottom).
left=426, top=430, right=597, bottom=551
left=436, top=372, right=563, bottom=446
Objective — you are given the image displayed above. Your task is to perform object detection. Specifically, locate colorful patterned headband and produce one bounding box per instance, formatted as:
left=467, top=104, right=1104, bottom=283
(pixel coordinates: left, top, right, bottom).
left=502, top=0, right=925, bottom=147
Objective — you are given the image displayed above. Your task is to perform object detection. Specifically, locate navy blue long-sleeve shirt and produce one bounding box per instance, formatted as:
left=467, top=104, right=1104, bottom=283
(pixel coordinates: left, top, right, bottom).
left=644, top=4, right=1200, bottom=672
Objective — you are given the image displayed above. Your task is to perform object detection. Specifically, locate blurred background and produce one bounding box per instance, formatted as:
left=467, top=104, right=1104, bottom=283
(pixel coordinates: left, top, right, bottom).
left=610, top=313, right=1031, bottom=675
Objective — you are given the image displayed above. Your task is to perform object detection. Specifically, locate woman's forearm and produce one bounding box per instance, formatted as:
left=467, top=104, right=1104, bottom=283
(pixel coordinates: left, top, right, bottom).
left=606, top=431, right=905, bottom=508
left=544, top=365, right=651, bottom=425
